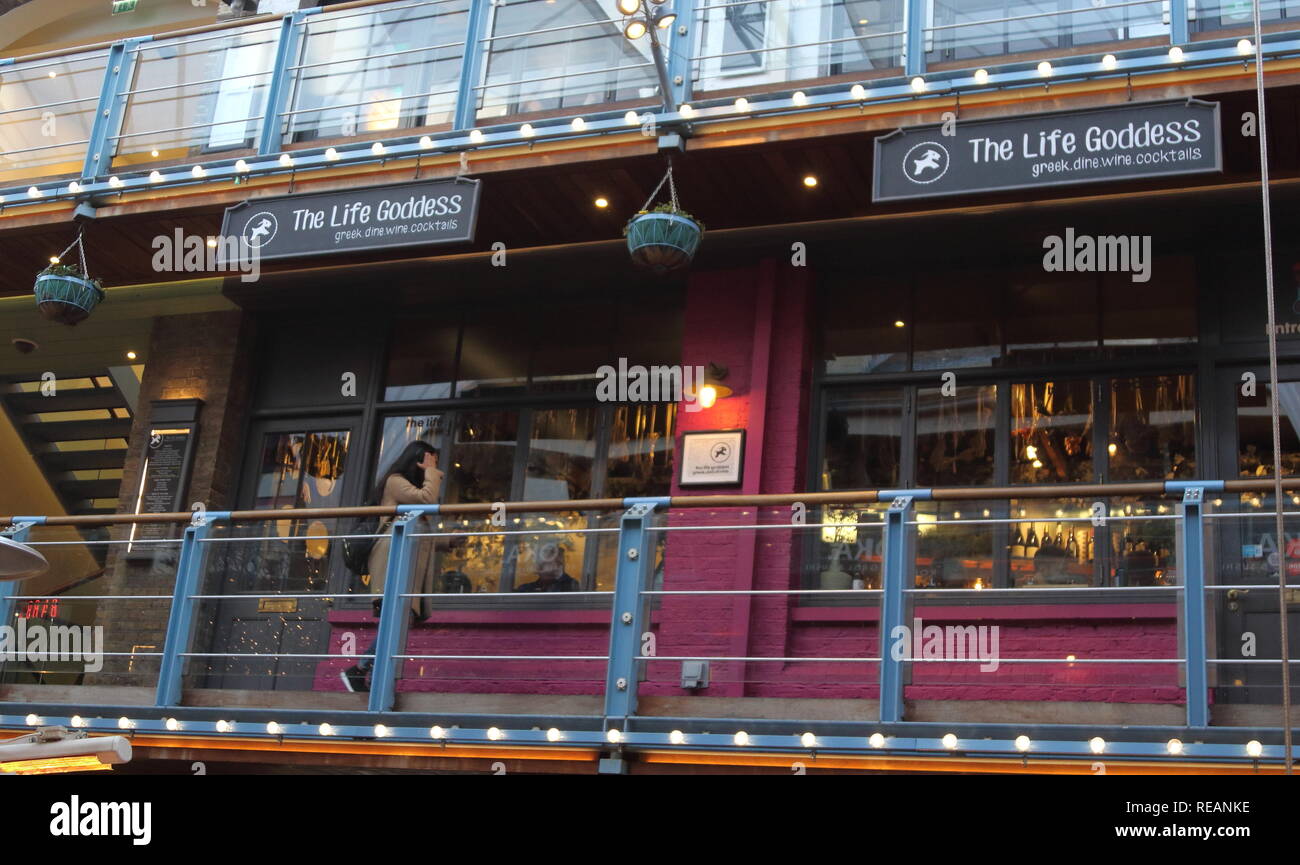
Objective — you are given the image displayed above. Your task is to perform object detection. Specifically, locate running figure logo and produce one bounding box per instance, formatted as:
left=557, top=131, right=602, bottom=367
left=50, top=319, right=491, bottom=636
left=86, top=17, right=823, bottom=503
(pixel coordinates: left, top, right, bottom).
left=242, top=211, right=278, bottom=249
left=902, top=141, right=950, bottom=185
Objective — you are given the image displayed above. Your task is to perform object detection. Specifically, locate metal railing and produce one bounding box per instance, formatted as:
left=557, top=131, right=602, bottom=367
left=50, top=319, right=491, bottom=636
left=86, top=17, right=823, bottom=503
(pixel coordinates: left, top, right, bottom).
left=0, top=0, right=1294, bottom=213
left=1, top=477, right=1298, bottom=768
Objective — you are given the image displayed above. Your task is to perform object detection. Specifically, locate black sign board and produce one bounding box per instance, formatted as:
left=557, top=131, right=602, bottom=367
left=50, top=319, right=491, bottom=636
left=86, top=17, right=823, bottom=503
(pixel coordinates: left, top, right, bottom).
left=872, top=100, right=1221, bottom=202
left=221, top=177, right=480, bottom=261
left=126, top=400, right=200, bottom=559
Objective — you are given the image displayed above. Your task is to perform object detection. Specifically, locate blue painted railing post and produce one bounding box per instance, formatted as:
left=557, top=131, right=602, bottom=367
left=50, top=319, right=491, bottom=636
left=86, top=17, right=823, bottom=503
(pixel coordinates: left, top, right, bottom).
left=879, top=494, right=915, bottom=723
left=368, top=508, right=431, bottom=713
left=1178, top=485, right=1209, bottom=727
left=666, top=0, right=696, bottom=111
left=257, top=11, right=314, bottom=155
left=0, top=520, right=40, bottom=678
left=453, top=0, right=493, bottom=131
left=602, top=498, right=668, bottom=739
left=904, top=0, right=927, bottom=77
left=1169, top=0, right=1190, bottom=48
left=155, top=512, right=225, bottom=707
left=82, top=39, right=146, bottom=180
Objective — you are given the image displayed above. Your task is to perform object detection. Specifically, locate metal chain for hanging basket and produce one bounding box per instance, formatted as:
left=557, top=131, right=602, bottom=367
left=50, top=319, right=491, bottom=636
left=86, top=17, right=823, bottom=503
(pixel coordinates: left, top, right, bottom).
left=52, top=228, right=91, bottom=277
left=640, top=160, right=681, bottom=214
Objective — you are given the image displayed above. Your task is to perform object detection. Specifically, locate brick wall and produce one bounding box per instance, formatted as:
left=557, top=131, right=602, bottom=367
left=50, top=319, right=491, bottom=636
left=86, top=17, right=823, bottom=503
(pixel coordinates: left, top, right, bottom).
left=90, top=310, right=256, bottom=687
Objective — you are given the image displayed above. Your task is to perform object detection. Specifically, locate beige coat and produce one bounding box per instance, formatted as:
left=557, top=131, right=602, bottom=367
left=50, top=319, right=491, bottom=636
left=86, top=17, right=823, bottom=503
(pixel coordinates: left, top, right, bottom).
left=368, top=468, right=444, bottom=617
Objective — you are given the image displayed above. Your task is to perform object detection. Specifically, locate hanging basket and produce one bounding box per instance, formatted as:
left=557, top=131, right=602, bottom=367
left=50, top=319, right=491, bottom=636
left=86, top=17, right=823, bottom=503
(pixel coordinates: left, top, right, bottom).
left=626, top=161, right=703, bottom=275
left=34, top=272, right=104, bottom=326
left=33, top=230, right=104, bottom=326
left=625, top=211, right=703, bottom=275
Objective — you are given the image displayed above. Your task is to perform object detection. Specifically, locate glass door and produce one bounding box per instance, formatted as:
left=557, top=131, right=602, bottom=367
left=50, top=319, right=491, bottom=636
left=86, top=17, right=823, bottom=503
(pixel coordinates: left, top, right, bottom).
left=1215, top=365, right=1300, bottom=705
left=203, top=418, right=358, bottom=692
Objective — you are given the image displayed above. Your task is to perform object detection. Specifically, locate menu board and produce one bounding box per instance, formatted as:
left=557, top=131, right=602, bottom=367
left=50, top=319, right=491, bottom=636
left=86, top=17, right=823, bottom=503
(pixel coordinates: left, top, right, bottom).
left=126, top=426, right=197, bottom=556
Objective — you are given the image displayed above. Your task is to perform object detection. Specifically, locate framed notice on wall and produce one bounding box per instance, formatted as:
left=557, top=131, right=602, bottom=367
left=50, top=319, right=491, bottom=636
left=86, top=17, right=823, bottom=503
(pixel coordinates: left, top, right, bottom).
left=125, top=400, right=201, bottom=559
left=679, top=430, right=745, bottom=487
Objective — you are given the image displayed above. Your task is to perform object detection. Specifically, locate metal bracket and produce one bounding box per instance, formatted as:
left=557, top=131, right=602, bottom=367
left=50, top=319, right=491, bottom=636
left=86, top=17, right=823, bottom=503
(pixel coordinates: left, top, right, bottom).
left=888, top=496, right=914, bottom=513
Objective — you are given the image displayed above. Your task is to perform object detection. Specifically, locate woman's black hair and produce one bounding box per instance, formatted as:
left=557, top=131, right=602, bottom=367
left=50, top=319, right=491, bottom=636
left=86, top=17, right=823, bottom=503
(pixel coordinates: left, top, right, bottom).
left=369, top=440, right=437, bottom=504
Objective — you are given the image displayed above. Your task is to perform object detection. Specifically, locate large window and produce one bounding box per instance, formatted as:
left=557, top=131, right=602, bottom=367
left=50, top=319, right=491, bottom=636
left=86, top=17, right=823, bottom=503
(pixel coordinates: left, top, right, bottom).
left=815, top=259, right=1199, bottom=590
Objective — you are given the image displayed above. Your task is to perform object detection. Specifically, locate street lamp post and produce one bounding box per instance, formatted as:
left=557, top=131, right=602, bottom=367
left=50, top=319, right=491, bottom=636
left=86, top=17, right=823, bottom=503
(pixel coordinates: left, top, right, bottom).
left=616, top=0, right=678, bottom=116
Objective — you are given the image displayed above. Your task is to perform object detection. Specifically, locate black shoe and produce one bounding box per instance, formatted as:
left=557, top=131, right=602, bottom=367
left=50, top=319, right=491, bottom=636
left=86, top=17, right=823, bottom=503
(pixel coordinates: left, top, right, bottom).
left=340, top=665, right=369, bottom=693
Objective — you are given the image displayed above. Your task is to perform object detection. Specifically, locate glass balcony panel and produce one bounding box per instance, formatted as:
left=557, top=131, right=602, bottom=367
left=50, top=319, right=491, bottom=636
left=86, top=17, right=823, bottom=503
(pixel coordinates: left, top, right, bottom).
left=478, top=0, right=661, bottom=122
left=284, top=0, right=470, bottom=146
left=926, top=0, right=1168, bottom=66
left=0, top=50, right=106, bottom=186
left=113, top=24, right=281, bottom=169
left=693, top=0, right=906, bottom=94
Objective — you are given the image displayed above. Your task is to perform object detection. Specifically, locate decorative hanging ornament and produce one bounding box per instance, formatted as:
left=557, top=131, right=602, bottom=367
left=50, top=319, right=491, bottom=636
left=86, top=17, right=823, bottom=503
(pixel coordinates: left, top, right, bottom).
left=624, top=160, right=703, bottom=275
left=33, top=228, right=105, bottom=326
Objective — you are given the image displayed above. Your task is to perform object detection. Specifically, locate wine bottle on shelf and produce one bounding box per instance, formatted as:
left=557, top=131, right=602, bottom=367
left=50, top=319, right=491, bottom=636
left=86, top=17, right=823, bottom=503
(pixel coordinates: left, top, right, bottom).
left=1085, top=532, right=1094, bottom=562
left=1010, top=525, right=1026, bottom=558
left=1066, top=531, right=1080, bottom=561
left=1025, top=525, right=1040, bottom=557
left=1054, top=523, right=1065, bottom=548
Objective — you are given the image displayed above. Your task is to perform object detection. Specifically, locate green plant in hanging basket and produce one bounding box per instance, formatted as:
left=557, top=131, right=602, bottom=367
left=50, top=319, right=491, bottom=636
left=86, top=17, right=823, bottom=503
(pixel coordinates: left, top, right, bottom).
left=624, top=205, right=704, bottom=275
left=33, top=262, right=105, bottom=326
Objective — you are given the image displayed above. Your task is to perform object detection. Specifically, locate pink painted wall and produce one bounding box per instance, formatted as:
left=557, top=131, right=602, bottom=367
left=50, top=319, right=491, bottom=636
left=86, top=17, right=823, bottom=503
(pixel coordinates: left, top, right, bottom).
left=313, top=260, right=1187, bottom=709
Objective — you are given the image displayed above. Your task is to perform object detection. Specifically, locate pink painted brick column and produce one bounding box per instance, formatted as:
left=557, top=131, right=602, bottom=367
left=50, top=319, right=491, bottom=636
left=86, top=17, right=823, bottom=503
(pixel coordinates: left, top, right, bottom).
left=651, top=259, right=814, bottom=698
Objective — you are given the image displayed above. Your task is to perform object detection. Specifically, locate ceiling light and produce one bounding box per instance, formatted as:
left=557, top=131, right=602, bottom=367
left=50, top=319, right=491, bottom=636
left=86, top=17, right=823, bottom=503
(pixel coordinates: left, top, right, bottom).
left=869, top=733, right=886, bottom=748
left=266, top=721, right=281, bottom=735
left=656, top=12, right=676, bottom=29
left=1166, top=738, right=1183, bottom=755
left=850, top=83, right=866, bottom=100
left=109, top=175, right=123, bottom=187
left=594, top=197, right=608, bottom=208
left=733, top=96, right=749, bottom=112
left=669, top=730, right=685, bottom=744
left=117, top=717, right=135, bottom=730
left=1015, top=735, right=1031, bottom=752
left=215, top=720, right=231, bottom=733
left=319, top=723, right=334, bottom=736
left=420, top=136, right=433, bottom=149
left=371, top=141, right=385, bottom=155
left=803, top=175, right=817, bottom=188
left=1089, top=736, right=1105, bottom=754
left=27, top=186, right=42, bottom=198
left=234, top=159, right=249, bottom=172
left=617, top=0, right=641, bottom=14
left=624, top=19, right=647, bottom=40
left=325, top=147, right=339, bottom=161
left=1246, top=740, right=1263, bottom=757
left=487, top=727, right=503, bottom=740
left=374, top=724, right=389, bottom=738
left=571, top=117, right=586, bottom=131
left=67, top=181, right=80, bottom=193
left=191, top=165, right=205, bottom=178
left=1037, top=61, right=1053, bottom=77
left=910, top=76, right=926, bottom=93
left=148, top=170, right=163, bottom=183
left=606, top=728, right=622, bottom=744
left=165, top=717, right=181, bottom=731
left=430, top=725, right=446, bottom=739
left=792, top=90, right=807, bottom=106
left=1238, top=38, right=1254, bottom=55
left=546, top=728, right=562, bottom=742
left=205, top=237, right=217, bottom=248
left=800, top=732, right=817, bottom=748
left=25, top=714, right=40, bottom=726
left=48, top=256, right=59, bottom=264
left=469, top=129, right=484, bottom=144
left=679, top=103, right=694, bottom=117
left=973, top=68, right=989, bottom=85
left=70, top=716, right=85, bottom=728
left=624, top=110, right=640, bottom=125
left=519, top=123, right=535, bottom=138
left=279, top=153, right=294, bottom=167
left=941, top=733, right=958, bottom=749
left=733, top=731, right=749, bottom=746
left=150, top=149, right=159, bottom=157
left=1101, top=54, right=1117, bottom=71
left=1168, top=46, right=1185, bottom=63
left=894, top=320, right=905, bottom=328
